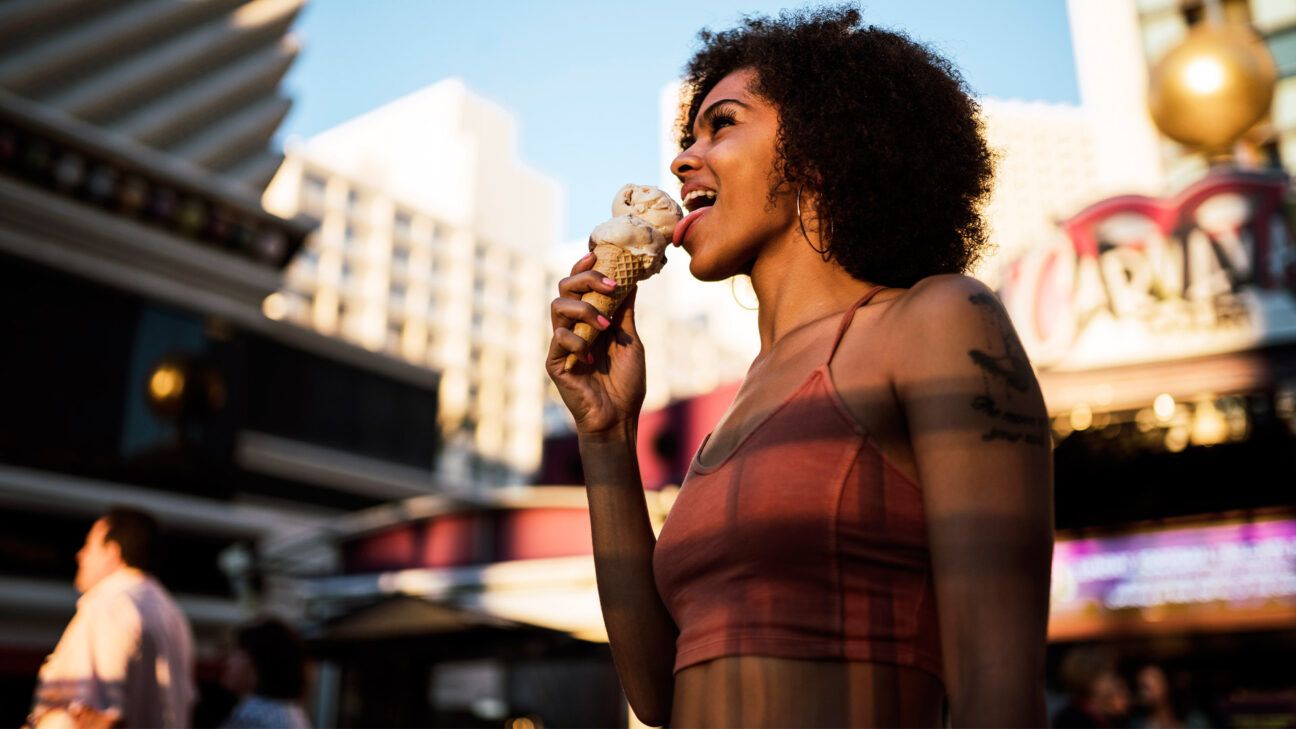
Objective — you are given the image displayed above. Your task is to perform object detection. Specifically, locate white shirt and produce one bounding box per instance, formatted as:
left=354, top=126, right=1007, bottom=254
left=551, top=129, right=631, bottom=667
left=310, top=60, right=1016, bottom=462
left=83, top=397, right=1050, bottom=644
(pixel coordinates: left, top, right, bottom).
left=30, top=569, right=195, bottom=728
left=221, top=696, right=312, bottom=729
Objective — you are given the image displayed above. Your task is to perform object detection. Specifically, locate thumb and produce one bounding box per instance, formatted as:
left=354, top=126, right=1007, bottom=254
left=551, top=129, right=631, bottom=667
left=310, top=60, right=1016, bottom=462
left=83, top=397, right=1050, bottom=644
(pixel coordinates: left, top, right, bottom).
left=613, top=285, right=640, bottom=340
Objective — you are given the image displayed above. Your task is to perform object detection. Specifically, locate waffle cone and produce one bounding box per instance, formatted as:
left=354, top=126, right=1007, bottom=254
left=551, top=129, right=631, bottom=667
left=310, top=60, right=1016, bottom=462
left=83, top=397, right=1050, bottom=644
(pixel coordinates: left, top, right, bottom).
left=563, top=243, right=658, bottom=372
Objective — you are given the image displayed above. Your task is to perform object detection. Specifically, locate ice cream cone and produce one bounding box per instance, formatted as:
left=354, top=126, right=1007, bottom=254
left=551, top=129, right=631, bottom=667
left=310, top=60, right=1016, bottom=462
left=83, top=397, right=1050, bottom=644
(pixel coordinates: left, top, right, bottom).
left=563, top=242, right=656, bottom=372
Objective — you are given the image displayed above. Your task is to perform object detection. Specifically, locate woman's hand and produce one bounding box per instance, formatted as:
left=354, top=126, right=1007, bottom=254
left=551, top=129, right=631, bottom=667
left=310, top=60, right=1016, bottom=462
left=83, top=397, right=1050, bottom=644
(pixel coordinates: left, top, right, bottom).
left=546, top=252, right=647, bottom=438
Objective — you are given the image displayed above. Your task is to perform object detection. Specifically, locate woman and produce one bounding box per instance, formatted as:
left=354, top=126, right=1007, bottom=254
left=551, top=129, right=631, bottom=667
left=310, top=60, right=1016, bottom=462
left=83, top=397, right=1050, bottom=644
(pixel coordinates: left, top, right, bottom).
left=220, top=618, right=311, bottom=729
left=547, top=6, right=1053, bottom=727
left=1054, top=647, right=1131, bottom=728
left=1134, top=664, right=1209, bottom=729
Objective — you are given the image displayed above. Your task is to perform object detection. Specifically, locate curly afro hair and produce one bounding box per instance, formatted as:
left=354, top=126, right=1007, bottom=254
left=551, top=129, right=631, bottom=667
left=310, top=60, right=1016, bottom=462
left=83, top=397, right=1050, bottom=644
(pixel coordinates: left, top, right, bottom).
left=678, top=5, right=995, bottom=287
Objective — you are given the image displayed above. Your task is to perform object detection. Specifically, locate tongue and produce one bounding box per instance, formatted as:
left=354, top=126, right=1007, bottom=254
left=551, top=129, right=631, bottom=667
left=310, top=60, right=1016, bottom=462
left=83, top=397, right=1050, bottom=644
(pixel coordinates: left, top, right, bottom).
left=673, top=206, right=712, bottom=246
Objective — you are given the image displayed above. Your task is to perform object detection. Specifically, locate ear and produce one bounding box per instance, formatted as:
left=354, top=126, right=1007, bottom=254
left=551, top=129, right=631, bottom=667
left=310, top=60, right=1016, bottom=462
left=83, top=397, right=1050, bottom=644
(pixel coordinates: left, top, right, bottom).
left=103, top=538, right=124, bottom=567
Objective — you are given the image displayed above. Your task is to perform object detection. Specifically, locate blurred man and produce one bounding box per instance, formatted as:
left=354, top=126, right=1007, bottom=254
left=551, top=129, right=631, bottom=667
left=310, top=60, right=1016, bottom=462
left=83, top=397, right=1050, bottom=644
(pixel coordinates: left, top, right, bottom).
left=27, top=508, right=195, bottom=728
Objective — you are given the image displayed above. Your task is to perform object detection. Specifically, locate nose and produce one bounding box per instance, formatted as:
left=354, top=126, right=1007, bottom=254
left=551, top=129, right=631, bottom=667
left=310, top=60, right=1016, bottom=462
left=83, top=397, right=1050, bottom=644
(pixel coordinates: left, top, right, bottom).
left=671, top=143, right=701, bottom=182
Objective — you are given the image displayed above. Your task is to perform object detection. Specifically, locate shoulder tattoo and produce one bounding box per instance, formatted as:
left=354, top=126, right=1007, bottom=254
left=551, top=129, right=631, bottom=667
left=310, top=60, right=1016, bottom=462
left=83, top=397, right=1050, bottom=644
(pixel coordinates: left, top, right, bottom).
left=966, top=293, right=1047, bottom=446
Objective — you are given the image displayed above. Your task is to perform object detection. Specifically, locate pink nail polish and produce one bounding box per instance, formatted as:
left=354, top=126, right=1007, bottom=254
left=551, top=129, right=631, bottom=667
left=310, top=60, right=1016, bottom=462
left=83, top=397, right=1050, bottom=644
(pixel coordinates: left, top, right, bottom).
left=596, top=315, right=611, bottom=329
left=603, top=277, right=617, bottom=287
left=585, top=352, right=594, bottom=364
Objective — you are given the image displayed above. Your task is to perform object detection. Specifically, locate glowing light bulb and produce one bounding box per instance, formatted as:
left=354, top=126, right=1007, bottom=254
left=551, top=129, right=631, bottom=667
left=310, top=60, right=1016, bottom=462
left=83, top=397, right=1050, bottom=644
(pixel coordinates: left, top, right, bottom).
left=1154, top=393, right=1176, bottom=422
left=1183, top=57, right=1225, bottom=94
left=149, top=366, right=183, bottom=401
left=1070, top=404, right=1093, bottom=432
left=262, top=292, right=288, bottom=320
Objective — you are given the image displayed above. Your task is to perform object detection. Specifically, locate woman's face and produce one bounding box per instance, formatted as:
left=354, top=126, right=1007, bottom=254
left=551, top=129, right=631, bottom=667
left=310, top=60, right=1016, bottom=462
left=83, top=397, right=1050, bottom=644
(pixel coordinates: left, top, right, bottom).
left=1093, top=670, right=1131, bottom=718
left=1137, top=666, right=1169, bottom=706
left=671, top=68, right=798, bottom=281
left=220, top=648, right=256, bottom=696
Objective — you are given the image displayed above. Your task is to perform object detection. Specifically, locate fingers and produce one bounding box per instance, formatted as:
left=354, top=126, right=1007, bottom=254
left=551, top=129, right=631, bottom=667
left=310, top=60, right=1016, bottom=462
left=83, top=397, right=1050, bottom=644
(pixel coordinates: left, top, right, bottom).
left=547, top=326, right=594, bottom=372
left=551, top=295, right=612, bottom=333
left=558, top=262, right=619, bottom=301
left=547, top=252, right=629, bottom=377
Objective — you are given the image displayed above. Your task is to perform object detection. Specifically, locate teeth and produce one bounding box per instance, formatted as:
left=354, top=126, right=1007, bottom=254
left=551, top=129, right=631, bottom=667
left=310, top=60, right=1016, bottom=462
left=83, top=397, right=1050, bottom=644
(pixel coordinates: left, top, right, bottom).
left=683, top=189, right=717, bottom=204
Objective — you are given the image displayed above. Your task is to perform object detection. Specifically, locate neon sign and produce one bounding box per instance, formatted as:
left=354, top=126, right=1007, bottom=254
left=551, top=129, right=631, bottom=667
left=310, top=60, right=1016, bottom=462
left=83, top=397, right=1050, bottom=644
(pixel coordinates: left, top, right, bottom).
left=1049, top=519, right=1296, bottom=639
left=999, top=170, right=1296, bottom=370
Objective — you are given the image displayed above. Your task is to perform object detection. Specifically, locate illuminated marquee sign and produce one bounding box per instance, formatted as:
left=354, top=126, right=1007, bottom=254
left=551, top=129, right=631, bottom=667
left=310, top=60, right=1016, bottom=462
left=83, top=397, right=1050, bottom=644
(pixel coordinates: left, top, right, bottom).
left=1049, top=519, right=1296, bottom=640
left=999, top=170, right=1296, bottom=370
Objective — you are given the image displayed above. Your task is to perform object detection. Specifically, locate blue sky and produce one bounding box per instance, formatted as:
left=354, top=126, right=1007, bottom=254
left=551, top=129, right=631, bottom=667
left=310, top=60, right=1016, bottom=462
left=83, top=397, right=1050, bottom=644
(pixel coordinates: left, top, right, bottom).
left=278, top=1, right=1079, bottom=243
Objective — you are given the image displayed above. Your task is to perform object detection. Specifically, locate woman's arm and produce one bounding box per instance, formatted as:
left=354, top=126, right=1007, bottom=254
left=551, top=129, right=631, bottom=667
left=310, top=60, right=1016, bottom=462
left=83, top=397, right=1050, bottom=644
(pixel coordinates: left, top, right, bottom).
left=580, top=430, right=678, bottom=727
left=894, top=275, right=1054, bottom=728
left=546, top=258, right=677, bottom=726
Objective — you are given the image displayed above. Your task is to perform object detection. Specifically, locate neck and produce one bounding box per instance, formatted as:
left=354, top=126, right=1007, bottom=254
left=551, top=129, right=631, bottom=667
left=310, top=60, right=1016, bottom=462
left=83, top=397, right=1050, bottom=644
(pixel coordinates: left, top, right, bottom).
left=83, top=565, right=141, bottom=595
left=748, top=233, right=878, bottom=355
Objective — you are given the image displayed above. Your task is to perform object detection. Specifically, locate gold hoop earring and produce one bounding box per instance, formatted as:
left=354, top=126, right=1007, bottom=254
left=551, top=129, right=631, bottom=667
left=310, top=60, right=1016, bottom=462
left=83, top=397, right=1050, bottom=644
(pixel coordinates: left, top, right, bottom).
left=796, top=185, right=832, bottom=262
left=729, top=274, right=758, bottom=311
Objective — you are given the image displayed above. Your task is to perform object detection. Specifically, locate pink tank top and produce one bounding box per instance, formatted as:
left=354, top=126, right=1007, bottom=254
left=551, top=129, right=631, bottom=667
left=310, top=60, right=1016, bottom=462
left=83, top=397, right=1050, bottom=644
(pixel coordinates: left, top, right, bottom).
left=652, top=286, right=945, bottom=681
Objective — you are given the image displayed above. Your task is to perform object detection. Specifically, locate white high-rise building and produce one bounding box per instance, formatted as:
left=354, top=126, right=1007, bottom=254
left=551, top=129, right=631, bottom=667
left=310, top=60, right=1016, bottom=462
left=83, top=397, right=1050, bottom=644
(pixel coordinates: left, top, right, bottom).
left=976, top=98, right=1106, bottom=288
left=263, top=79, right=560, bottom=487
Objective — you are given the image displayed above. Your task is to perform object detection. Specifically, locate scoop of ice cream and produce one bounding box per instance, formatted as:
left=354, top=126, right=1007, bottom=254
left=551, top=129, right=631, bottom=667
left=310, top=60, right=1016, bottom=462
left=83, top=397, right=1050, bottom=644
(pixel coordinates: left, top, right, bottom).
left=611, top=184, right=683, bottom=242
left=589, top=214, right=661, bottom=255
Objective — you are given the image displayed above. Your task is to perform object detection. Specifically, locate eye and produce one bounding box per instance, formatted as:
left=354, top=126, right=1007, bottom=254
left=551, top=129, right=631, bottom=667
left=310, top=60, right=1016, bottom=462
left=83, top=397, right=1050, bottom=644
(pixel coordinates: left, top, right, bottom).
left=709, top=109, right=737, bottom=133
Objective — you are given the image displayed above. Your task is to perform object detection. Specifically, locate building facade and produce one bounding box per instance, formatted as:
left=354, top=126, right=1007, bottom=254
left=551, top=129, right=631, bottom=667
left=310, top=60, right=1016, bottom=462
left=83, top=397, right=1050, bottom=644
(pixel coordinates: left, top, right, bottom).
left=976, top=98, right=1105, bottom=288
left=0, top=0, right=303, bottom=195
left=263, top=79, right=560, bottom=488
left=0, top=79, right=455, bottom=724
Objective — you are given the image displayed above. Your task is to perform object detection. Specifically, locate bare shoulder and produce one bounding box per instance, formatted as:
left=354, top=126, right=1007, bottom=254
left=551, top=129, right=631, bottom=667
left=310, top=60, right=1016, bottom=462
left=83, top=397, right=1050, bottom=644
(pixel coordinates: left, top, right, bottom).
left=893, top=273, right=1001, bottom=321
left=888, top=274, right=1014, bottom=359
left=889, top=274, right=1048, bottom=446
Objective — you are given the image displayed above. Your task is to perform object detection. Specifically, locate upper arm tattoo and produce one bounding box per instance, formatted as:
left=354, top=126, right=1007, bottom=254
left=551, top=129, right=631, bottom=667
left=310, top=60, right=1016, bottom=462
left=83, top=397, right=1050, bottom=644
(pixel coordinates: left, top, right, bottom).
left=966, top=293, right=1048, bottom=446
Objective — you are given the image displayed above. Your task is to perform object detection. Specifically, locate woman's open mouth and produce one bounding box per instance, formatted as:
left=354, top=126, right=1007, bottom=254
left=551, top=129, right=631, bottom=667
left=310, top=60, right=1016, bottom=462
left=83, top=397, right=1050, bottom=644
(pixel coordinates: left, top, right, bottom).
left=674, top=189, right=716, bottom=246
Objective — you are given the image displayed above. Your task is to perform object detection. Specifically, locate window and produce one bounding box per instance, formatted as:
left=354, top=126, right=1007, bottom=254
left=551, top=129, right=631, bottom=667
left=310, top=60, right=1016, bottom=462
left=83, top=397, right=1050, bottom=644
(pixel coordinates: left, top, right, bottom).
left=303, top=173, right=326, bottom=201
left=297, top=246, right=319, bottom=266
left=394, top=211, right=413, bottom=237
left=393, top=245, right=410, bottom=267
left=1269, top=28, right=1296, bottom=76
left=390, top=282, right=407, bottom=305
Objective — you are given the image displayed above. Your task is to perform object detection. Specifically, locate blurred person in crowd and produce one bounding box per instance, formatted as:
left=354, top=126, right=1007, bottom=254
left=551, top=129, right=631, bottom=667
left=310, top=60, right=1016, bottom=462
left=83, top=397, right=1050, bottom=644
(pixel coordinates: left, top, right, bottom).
left=1134, top=664, right=1209, bottom=729
left=547, top=5, right=1052, bottom=727
left=219, top=617, right=311, bottom=729
left=27, top=507, right=194, bottom=729
left=1054, top=647, right=1132, bottom=728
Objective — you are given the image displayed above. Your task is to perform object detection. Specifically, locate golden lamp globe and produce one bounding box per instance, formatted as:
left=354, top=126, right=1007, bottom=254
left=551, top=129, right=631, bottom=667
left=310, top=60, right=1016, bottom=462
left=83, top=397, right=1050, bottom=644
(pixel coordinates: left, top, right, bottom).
left=1147, top=23, right=1277, bottom=154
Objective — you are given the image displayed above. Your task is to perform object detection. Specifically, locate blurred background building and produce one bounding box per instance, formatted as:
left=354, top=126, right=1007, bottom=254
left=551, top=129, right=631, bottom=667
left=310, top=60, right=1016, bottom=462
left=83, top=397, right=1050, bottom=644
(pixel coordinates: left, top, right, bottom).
left=262, top=79, right=559, bottom=488
left=0, top=0, right=446, bottom=724
left=0, top=0, right=304, bottom=195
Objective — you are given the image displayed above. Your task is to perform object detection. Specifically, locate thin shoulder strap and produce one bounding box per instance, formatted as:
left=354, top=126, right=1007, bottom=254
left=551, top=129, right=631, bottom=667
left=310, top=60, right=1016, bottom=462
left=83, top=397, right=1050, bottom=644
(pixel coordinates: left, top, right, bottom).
left=825, top=285, right=888, bottom=365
